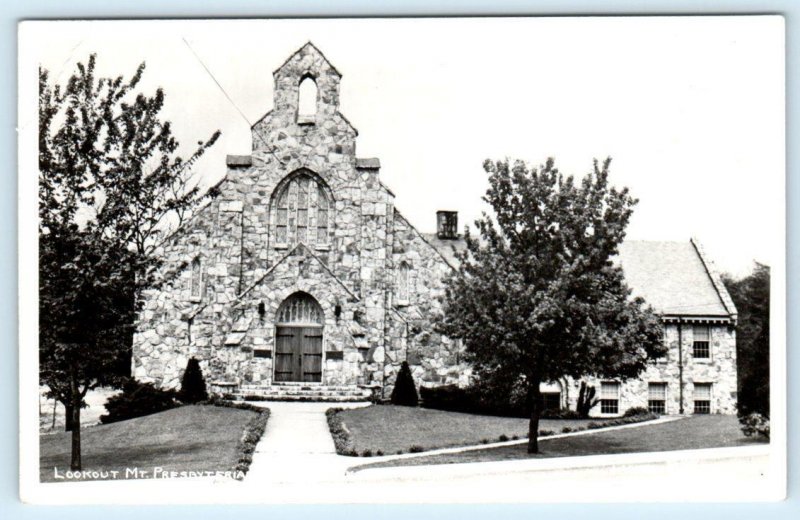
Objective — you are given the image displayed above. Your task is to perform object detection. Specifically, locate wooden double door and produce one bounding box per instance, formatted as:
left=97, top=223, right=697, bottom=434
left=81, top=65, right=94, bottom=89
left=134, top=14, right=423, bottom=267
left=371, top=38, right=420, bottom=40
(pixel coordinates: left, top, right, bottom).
left=274, top=326, right=323, bottom=383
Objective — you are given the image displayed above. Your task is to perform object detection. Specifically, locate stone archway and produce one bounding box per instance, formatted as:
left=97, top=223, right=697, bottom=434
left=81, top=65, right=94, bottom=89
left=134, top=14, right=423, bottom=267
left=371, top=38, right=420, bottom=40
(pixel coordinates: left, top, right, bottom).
left=274, top=292, right=324, bottom=383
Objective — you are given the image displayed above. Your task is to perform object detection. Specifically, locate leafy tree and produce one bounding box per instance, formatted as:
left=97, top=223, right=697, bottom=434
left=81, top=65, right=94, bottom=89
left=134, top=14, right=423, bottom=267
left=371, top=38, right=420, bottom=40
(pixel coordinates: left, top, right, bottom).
left=722, top=263, right=770, bottom=417
left=391, top=361, right=419, bottom=406
left=437, top=158, right=665, bottom=453
left=39, top=55, right=219, bottom=470
left=179, top=357, right=209, bottom=404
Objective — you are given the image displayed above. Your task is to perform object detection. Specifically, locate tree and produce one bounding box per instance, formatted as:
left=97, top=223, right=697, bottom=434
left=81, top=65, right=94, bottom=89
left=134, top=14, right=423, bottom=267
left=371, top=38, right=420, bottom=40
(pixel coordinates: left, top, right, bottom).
left=39, top=55, right=220, bottom=469
left=722, top=263, right=770, bottom=417
left=179, top=357, right=209, bottom=404
left=437, top=158, right=665, bottom=453
left=575, top=382, right=599, bottom=418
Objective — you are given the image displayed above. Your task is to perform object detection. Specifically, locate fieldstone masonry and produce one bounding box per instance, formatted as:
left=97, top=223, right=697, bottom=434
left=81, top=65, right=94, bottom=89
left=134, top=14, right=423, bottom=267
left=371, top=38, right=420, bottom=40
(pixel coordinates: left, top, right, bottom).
left=133, top=43, right=468, bottom=397
left=133, top=43, right=737, bottom=414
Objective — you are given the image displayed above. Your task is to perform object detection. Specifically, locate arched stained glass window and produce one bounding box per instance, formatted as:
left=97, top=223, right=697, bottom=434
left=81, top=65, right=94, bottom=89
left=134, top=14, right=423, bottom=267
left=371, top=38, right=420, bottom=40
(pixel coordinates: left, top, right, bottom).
left=272, top=173, right=331, bottom=248
left=276, top=292, right=323, bottom=325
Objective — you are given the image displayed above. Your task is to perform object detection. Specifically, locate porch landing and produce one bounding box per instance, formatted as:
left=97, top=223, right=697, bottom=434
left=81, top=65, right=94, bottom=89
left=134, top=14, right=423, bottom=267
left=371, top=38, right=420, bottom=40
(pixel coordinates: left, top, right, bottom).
left=232, top=382, right=375, bottom=402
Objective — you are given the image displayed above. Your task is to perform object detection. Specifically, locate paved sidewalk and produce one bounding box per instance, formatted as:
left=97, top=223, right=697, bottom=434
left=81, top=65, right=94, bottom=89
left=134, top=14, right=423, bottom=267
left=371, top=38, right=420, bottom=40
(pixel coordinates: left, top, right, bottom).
left=245, top=401, right=369, bottom=484
left=242, top=404, right=765, bottom=498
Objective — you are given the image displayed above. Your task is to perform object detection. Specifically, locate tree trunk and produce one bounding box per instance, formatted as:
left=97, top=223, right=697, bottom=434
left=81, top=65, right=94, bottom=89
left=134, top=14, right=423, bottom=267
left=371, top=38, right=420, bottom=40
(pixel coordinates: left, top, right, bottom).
left=69, top=375, right=81, bottom=471
left=527, top=377, right=542, bottom=454
left=64, top=402, right=74, bottom=432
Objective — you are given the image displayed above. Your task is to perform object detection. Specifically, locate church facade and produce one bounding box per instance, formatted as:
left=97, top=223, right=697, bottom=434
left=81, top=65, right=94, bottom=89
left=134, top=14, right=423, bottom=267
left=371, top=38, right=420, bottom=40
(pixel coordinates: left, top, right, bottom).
left=132, top=43, right=738, bottom=416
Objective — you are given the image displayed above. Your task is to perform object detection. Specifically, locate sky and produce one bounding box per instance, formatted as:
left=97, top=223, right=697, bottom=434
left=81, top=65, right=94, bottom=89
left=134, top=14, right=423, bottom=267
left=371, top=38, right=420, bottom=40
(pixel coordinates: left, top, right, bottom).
left=23, top=17, right=785, bottom=277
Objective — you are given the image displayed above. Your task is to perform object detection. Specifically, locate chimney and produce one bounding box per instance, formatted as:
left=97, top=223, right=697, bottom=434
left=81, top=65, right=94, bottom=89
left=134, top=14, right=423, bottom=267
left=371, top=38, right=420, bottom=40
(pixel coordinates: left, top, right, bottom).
left=436, top=210, right=458, bottom=240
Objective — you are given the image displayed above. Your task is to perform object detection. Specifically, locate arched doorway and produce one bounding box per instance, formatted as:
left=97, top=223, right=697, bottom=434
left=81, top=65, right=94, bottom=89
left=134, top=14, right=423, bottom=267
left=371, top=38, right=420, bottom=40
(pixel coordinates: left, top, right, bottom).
left=274, top=292, right=324, bottom=383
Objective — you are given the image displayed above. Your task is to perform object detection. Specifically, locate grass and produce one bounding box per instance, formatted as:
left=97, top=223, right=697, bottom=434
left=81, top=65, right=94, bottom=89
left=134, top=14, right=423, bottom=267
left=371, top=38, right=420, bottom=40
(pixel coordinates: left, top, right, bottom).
left=335, top=405, right=599, bottom=454
left=39, top=404, right=258, bottom=482
left=353, top=415, right=767, bottom=471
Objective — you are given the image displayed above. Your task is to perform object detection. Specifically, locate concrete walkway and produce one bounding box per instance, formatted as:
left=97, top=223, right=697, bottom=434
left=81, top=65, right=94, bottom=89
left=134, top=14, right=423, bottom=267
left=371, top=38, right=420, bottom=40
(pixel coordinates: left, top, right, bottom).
left=244, top=403, right=684, bottom=485
left=241, top=404, right=772, bottom=503
left=245, top=401, right=369, bottom=484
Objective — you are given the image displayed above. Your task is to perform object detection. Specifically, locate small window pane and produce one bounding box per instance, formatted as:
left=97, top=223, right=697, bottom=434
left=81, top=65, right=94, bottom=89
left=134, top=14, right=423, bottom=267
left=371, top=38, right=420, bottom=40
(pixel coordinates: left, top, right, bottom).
left=693, top=342, right=710, bottom=358
left=298, top=179, right=308, bottom=209
left=694, top=401, right=711, bottom=414
left=694, top=325, right=710, bottom=341
left=694, top=383, right=712, bottom=400
left=277, top=208, right=288, bottom=226
left=276, top=226, right=287, bottom=243
left=648, top=383, right=667, bottom=399
left=648, top=400, right=665, bottom=414
left=600, top=399, right=619, bottom=414
left=600, top=382, right=620, bottom=399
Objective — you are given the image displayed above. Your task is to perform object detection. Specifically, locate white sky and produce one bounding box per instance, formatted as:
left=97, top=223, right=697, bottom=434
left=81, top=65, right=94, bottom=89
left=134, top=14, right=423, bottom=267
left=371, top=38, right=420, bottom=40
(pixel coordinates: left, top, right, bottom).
left=25, top=17, right=784, bottom=277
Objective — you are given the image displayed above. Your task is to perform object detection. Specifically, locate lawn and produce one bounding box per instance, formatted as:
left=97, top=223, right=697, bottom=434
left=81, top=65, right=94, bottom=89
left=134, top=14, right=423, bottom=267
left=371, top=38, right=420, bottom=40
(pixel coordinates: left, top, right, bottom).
left=353, top=415, right=767, bottom=471
left=336, top=405, right=601, bottom=454
left=39, top=404, right=258, bottom=482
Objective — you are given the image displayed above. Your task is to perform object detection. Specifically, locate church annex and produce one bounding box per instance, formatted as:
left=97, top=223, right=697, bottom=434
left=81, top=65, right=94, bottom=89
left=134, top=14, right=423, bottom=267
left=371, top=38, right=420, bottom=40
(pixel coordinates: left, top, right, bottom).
left=133, top=43, right=738, bottom=416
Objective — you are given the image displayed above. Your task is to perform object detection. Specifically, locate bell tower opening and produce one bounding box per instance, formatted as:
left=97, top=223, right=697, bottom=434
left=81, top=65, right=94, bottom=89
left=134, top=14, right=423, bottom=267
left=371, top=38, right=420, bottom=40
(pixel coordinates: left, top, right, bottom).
left=298, top=74, right=318, bottom=121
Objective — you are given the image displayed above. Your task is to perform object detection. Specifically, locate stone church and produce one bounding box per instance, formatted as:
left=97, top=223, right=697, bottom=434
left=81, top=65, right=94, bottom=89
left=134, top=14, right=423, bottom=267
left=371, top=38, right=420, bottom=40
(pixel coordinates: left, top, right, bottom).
left=133, top=43, right=738, bottom=416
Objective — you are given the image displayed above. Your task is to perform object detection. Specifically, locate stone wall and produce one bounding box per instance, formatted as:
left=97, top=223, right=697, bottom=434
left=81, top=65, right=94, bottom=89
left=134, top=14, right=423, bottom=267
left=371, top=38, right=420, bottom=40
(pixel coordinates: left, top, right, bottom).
left=131, top=43, right=463, bottom=393
left=384, top=212, right=469, bottom=394
left=564, top=322, right=737, bottom=416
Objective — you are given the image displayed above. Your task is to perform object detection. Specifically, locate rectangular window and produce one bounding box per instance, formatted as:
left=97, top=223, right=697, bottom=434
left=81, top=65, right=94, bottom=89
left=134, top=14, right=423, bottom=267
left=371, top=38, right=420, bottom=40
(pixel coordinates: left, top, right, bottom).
left=693, top=324, right=710, bottom=359
left=540, top=392, right=561, bottom=412
left=600, top=382, right=620, bottom=414
left=648, top=383, right=667, bottom=414
left=694, top=383, right=712, bottom=414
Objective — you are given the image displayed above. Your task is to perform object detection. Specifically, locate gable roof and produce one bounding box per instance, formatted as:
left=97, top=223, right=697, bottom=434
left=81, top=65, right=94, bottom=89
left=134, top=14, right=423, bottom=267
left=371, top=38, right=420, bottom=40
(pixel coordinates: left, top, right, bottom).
left=272, top=41, right=342, bottom=77
left=615, top=240, right=735, bottom=318
left=423, top=236, right=736, bottom=319
left=420, top=233, right=469, bottom=268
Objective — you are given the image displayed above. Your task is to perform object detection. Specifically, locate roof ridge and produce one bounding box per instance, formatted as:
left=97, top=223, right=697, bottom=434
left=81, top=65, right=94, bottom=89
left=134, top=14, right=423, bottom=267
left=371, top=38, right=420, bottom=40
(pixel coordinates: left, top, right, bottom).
left=393, top=209, right=460, bottom=270
left=690, top=237, right=738, bottom=320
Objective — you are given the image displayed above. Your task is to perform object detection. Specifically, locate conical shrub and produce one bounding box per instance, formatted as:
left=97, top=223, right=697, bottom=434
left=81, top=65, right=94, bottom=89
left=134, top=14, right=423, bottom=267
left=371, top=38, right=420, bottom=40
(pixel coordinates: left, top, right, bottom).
left=179, top=357, right=208, bottom=404
left=390, top=361, right=419, bottom=406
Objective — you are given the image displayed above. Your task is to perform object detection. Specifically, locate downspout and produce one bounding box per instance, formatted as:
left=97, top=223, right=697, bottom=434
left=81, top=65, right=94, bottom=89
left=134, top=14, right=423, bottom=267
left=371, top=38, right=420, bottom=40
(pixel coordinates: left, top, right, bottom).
left=678, top=317, right=684, bottom=414
left=382, top=282, right=390, bottom=401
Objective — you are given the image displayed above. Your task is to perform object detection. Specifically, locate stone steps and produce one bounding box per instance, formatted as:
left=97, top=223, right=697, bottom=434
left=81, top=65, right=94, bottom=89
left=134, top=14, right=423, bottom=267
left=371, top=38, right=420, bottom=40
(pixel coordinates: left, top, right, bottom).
left=232, top=384, right=374, bottom=403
